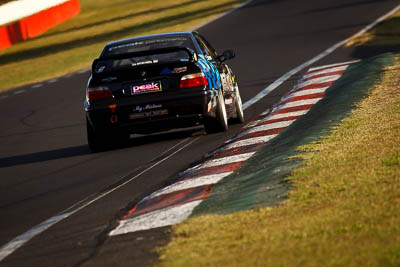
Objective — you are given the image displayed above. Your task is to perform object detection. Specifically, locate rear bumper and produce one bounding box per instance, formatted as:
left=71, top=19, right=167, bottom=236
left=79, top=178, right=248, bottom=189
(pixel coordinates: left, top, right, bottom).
left=85, top=89, right=218, bottom=133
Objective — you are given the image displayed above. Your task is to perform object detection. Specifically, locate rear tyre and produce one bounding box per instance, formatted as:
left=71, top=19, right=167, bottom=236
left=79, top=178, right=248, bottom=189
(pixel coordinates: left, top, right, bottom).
left=87, top=118, right=107, bottom=153
left=232, top=85, right=244, bottom=124
left=204, top=90, right=228, bottom=134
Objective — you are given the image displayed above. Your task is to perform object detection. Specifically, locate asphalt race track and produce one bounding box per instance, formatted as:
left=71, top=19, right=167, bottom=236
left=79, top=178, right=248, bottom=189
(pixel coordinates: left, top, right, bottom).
left=0, top=0, right=399, bottom=266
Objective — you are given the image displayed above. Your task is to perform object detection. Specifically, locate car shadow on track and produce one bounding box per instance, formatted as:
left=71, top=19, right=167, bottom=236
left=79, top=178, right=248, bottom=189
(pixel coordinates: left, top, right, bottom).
left=0, top=145, right=90, bottom=168
left=0, top=127, right=203, bottom=168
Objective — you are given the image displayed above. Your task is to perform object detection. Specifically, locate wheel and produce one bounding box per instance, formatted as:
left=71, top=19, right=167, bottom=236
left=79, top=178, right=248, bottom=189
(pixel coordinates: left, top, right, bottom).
left=86, top=117, right=107, bottom=152
left=204, top=90, right=228, bottom=134
left=232, top=85, right=244, bottom=124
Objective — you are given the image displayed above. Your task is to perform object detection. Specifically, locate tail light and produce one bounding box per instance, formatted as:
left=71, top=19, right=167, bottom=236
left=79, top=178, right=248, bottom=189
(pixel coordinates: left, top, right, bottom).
left=180, top=72, right=208, bottom=88
left=86, top=86, right=113, bottom=101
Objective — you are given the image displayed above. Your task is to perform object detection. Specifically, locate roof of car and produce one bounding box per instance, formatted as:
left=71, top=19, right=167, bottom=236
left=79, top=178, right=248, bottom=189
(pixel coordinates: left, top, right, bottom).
left=105, top=32, right=195, bottom=48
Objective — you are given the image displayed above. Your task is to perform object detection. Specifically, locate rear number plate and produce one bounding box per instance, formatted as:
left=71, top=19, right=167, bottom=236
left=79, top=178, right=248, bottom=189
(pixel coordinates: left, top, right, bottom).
left=129, top=109, right=168, bottom=120
left=131, top=81, right=162, bottom=95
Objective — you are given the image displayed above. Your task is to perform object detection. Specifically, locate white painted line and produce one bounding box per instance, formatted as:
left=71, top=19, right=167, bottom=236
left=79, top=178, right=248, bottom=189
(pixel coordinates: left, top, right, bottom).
left=191, top=152, right=256, bottom=170
left=109, top=200, right=203, bottom=235
left=0, top=212, right=72, bottom=261
left=48, top=78, right=58, bottom=83
left=224, top=135, right=278, bottom=150
left=32, top=83, right=43, bottom=88
left=13, top=90, right=25, bottom=95
left=273, top=98, right=322, bottom=111
left=283, top=88, right=328, bottom=101
left=0, top=95, right=8, bottom=100
left=237, top=120, right=295, bottom=139
left=294, top=75, right=341, bottom=90
left=147, top=173, right=232, bottom=200
left=308, top=60, right=359, bottom=72
left=243, top=109, right=271, bottom=128
left=262, top=110, right=309, bottom=122
left=78, top=69, right=90, bottom=74
left=301, top=65, right=349, bottom=80
left=0, top=137, right=199, bottom=262
left=243, top=3, right=400, bottom=110
left=260, top=109, right=270, bottom=116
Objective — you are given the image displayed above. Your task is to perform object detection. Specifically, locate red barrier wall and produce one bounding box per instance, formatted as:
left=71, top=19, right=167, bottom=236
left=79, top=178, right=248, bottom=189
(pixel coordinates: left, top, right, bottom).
left=0, top=25, right=12, bottom=49
left=0, top=0, right=80, bottom=50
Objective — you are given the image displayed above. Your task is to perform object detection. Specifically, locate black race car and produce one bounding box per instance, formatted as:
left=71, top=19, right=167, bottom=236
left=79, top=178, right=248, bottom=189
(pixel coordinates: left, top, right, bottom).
left=84, top=31, right=244, bottom=152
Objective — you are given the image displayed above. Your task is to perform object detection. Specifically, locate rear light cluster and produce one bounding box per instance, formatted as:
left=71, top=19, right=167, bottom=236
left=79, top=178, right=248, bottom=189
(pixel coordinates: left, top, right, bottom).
left=180, top=72, right=208, bottom=88
left=86, top=86, right=113, bottom=101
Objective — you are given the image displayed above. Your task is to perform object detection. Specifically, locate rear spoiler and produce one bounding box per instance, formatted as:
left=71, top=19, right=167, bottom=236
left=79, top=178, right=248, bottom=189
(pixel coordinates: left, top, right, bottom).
left=101, top=46, right=193, bottom=60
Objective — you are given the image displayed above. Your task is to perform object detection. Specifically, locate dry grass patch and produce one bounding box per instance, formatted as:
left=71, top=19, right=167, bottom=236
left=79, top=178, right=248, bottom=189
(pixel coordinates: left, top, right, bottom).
left=158, top=57, right=400, bottom=266
left=346, top=9, right=400, bottom=47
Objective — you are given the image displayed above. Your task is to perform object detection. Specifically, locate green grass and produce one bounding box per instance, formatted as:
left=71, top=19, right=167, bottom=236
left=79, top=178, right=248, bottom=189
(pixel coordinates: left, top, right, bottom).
left=157, top=10, right=400, bottom=267
left=0, top=0, right=243, bottom=92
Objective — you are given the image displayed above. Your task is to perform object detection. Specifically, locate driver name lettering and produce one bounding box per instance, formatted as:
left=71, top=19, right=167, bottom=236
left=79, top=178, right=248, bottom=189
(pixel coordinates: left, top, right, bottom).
left=135, top=104, right=162, bottom=112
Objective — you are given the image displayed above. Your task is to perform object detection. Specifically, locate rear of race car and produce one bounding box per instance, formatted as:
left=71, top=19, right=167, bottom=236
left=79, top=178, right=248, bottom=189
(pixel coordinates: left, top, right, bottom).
left=84, top=45, right=219, bottom=151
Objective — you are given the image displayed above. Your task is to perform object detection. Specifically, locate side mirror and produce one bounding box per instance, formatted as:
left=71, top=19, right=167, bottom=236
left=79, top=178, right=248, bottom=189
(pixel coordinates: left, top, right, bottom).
left=218, top=50, right=235, bottom=62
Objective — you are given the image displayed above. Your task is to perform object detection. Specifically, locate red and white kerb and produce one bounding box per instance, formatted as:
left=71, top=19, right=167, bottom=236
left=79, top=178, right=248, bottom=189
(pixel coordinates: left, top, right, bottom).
left=109, top=60, right=358, bottom=236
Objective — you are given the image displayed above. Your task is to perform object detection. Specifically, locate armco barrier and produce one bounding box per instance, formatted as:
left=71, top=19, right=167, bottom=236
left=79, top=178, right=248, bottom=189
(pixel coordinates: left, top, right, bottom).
left=0, top=0, right=80, bottom=50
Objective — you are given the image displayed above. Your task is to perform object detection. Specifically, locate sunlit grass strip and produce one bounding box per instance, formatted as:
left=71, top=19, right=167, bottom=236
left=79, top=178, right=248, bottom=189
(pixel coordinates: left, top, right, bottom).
left=157, top=57, right=400, bottom=266
left=346, top=9, right=400, bottom=47
left=0, top=0, right=243, bottom=92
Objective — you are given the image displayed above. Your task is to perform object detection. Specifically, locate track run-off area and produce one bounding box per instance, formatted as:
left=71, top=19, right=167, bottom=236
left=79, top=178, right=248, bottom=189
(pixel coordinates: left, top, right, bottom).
left=1, top=1, right=400, bottom=266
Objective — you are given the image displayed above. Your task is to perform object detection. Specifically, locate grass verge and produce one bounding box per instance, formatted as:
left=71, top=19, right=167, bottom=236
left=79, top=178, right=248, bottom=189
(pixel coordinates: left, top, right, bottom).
left=346, top=9, right=400, bottom=47
left=0, top=0, right=243, bottom=92
left=157, top=11, right=400, bottom=267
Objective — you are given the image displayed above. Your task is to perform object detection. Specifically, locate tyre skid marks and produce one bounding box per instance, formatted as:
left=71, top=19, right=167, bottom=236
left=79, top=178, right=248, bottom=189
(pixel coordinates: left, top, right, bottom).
left=109, top=61, right=356, bottom=236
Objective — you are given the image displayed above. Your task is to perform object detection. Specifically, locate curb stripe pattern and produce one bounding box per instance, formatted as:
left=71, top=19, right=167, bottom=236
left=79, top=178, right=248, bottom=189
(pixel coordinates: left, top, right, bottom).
left=109, top=61, right=358, bottom=236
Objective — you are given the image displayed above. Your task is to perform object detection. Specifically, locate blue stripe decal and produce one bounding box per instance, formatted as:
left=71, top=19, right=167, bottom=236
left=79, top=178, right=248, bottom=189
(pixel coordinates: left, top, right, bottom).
left=198, top=57, right=213, bottom=90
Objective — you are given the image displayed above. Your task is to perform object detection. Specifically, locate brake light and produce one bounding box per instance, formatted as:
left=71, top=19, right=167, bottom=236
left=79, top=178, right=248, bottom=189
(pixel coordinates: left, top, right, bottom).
left=86, top=86, right=113, bottom=100
left=180, top=72, right=208, bottom=88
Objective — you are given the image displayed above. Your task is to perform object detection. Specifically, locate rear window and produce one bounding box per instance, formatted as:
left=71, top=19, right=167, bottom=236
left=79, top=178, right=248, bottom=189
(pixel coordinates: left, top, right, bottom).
left=94, top=50, right=190, bottom=74
left=103, top=36, right=195, bottom=57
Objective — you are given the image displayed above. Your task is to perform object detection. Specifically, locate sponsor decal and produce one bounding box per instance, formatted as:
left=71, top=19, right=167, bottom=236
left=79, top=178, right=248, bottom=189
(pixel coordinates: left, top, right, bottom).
left=131, top=60, right=159, bottom=67
left=108, top=37, right=189, bottom=53
left=134, top=104, right=162, bottom=112
left=173, top=66, right=187, bottom=74
left=132, top=81, right=162, bottom=94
